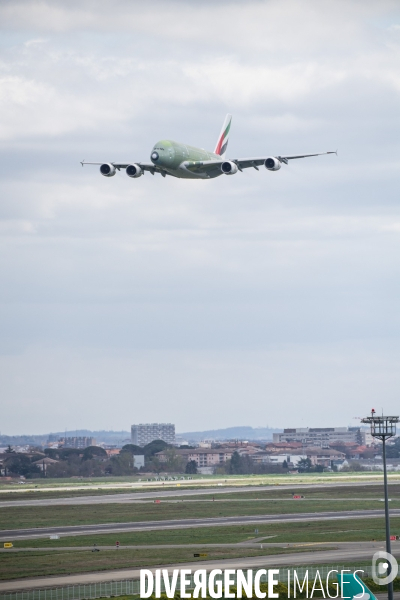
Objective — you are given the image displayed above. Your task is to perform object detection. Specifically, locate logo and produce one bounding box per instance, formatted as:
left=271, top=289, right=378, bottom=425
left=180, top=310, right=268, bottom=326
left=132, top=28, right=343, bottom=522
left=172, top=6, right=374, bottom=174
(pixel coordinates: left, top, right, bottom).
left=372, top=551, right=399, bottom=585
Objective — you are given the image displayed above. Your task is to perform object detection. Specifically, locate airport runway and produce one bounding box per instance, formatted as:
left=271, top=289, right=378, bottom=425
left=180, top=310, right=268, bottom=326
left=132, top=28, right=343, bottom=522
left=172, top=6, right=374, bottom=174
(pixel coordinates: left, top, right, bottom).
left=0, top=480, right=397, bottom=508
left=0, top=541, right=388, bottom=552
left=1, top=508, right=398, bottom=541
left=1, top=541, right=398, bottom=592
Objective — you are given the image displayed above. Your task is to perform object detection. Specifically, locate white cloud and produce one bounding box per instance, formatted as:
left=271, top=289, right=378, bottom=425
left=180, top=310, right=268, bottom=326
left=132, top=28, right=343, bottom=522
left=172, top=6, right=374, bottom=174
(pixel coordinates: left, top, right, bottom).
left=24, top=38, right=48, bottom=47
left=1, top=0, right=400, bottom=432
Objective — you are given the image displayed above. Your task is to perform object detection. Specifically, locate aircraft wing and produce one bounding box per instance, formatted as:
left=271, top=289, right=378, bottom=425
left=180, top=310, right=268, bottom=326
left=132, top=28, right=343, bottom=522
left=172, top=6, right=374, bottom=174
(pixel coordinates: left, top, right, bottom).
left=136, top=161, right=175, bottom=176
left=232, top=151, right=336, bottom=170
left=182, top=151, right=335, bottom=175
left=80, top=161, right=173, bottom=177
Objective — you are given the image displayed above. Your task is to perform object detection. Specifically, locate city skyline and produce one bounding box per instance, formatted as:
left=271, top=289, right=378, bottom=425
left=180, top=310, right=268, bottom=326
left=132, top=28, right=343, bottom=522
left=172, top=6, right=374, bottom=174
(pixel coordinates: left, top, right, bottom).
left=0, top=421, right=372, bottom=439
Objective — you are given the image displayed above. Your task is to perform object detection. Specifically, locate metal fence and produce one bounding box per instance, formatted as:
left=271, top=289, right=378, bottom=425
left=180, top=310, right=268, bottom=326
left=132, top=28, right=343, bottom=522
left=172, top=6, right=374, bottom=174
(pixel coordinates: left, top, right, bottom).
left=0, top=580, right=140, bottom=600
left=0, top=565, right=371, bottom=600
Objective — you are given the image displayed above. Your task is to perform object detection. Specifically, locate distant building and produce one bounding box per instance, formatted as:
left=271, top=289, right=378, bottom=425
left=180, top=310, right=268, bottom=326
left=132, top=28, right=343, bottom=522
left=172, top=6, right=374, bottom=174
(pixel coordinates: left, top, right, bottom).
left=348, top=459, right=400, bottom=471
left=273, top=427, right=364, bottom=448
left=252, top=453, right=305, bottom=466
left=156, top=447, right=233, bottom=467
left=133, top=455, right=145, bottom=469
left=254, top=448, right=345, bottom=468
left=131, top=423, right=175, bottom=447
left=59, top=437, right=96, bottom=449
left=197, top=466, right=214, bottom=475
left=105, top=449, right=121, bottom=457
left=265, top=442, right=303, bottom=453
left=302, top=447, right=346, bottom=467
left=363, top=431, right=376, bottom=447
left=32, top=457, right=59, bottom=472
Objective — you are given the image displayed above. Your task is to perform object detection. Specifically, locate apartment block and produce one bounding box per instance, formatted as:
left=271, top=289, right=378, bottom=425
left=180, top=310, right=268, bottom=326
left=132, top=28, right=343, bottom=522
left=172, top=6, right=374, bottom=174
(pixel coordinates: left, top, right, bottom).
left=273, top=427, right=364, bottom=448
left=131, top=423, right=175, bottom=447
left=59, top=437, right=96, bottom=449
left=156, top=447, right=234, bottom=467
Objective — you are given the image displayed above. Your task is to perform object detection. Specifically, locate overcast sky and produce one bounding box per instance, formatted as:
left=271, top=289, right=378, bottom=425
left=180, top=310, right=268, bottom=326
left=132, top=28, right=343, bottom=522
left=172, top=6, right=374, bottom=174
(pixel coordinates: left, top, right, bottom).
left=1, top=0, right=400, bottom=435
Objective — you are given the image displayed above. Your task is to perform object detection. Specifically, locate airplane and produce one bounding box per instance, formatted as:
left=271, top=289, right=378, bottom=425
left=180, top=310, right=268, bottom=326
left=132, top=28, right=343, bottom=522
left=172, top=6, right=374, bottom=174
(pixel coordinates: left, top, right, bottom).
left=339, top=571, right=377, bottom=600
left=81, top=114, right=336, bottom=180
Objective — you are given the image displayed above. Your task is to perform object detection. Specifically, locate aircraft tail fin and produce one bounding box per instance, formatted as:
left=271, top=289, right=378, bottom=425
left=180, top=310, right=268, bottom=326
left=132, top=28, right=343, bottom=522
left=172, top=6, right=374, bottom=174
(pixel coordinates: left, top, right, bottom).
left=214, top=114, right=232, bottom=157
left=338, top=571, right=377, bottom=600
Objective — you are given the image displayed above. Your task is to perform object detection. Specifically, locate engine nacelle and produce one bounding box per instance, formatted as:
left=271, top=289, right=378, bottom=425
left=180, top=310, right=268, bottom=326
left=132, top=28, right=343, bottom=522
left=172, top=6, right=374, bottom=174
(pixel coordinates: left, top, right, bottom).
left=126, top=164, right=143, bottom=178
left=264, top=157, right=281, bottom=171
left=100, top=163, right=116, bottom=177
left=221, top=161, right=238, bottom=175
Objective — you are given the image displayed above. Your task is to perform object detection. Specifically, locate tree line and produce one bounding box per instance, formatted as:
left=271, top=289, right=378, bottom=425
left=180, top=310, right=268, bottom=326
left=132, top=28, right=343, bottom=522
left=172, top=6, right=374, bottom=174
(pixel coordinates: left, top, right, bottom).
left=3, top=445, right=338, bottom=478
left=2, top=440, right=170, bottom=478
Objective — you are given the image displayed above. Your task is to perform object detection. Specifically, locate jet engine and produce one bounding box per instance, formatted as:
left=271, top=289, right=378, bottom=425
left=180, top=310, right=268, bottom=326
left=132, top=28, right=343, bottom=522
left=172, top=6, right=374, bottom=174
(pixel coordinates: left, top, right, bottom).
left=100, top=163, right=116, bottom=177
left=126, top=164, right=143, bottom=178
left=264, top=157, right=281, bottom=171
left=221, top=161, right=238, bottom=175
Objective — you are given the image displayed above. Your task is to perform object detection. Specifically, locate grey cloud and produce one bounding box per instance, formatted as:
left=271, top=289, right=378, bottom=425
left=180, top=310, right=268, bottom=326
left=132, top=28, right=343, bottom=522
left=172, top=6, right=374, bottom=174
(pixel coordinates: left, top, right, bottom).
left=0, top=1, right=400, bottom=433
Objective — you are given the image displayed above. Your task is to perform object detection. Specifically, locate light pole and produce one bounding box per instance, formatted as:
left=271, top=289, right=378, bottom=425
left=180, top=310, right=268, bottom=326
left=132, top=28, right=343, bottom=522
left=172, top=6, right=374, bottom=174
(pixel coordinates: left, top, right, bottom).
left=362, top=410, right=399, bottom=600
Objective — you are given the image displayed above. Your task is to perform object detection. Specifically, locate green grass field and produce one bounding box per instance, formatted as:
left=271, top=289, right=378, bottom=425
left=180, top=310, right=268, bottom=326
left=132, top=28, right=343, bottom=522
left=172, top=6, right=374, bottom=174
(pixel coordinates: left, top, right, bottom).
left=0, top=472, right=399, bottom=500
left=1, top=480, right=398, bottom=502
left=0, top=487, right=156, bottom=501
left=185, top=482, right=400, bottom=500
left=0, top=545, right=330, bottom=580
left=1, top=495, right=398, bottom=530
left=1, top=479, right=399, bottom=582
left=7, top=515, right=400, bottom=548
